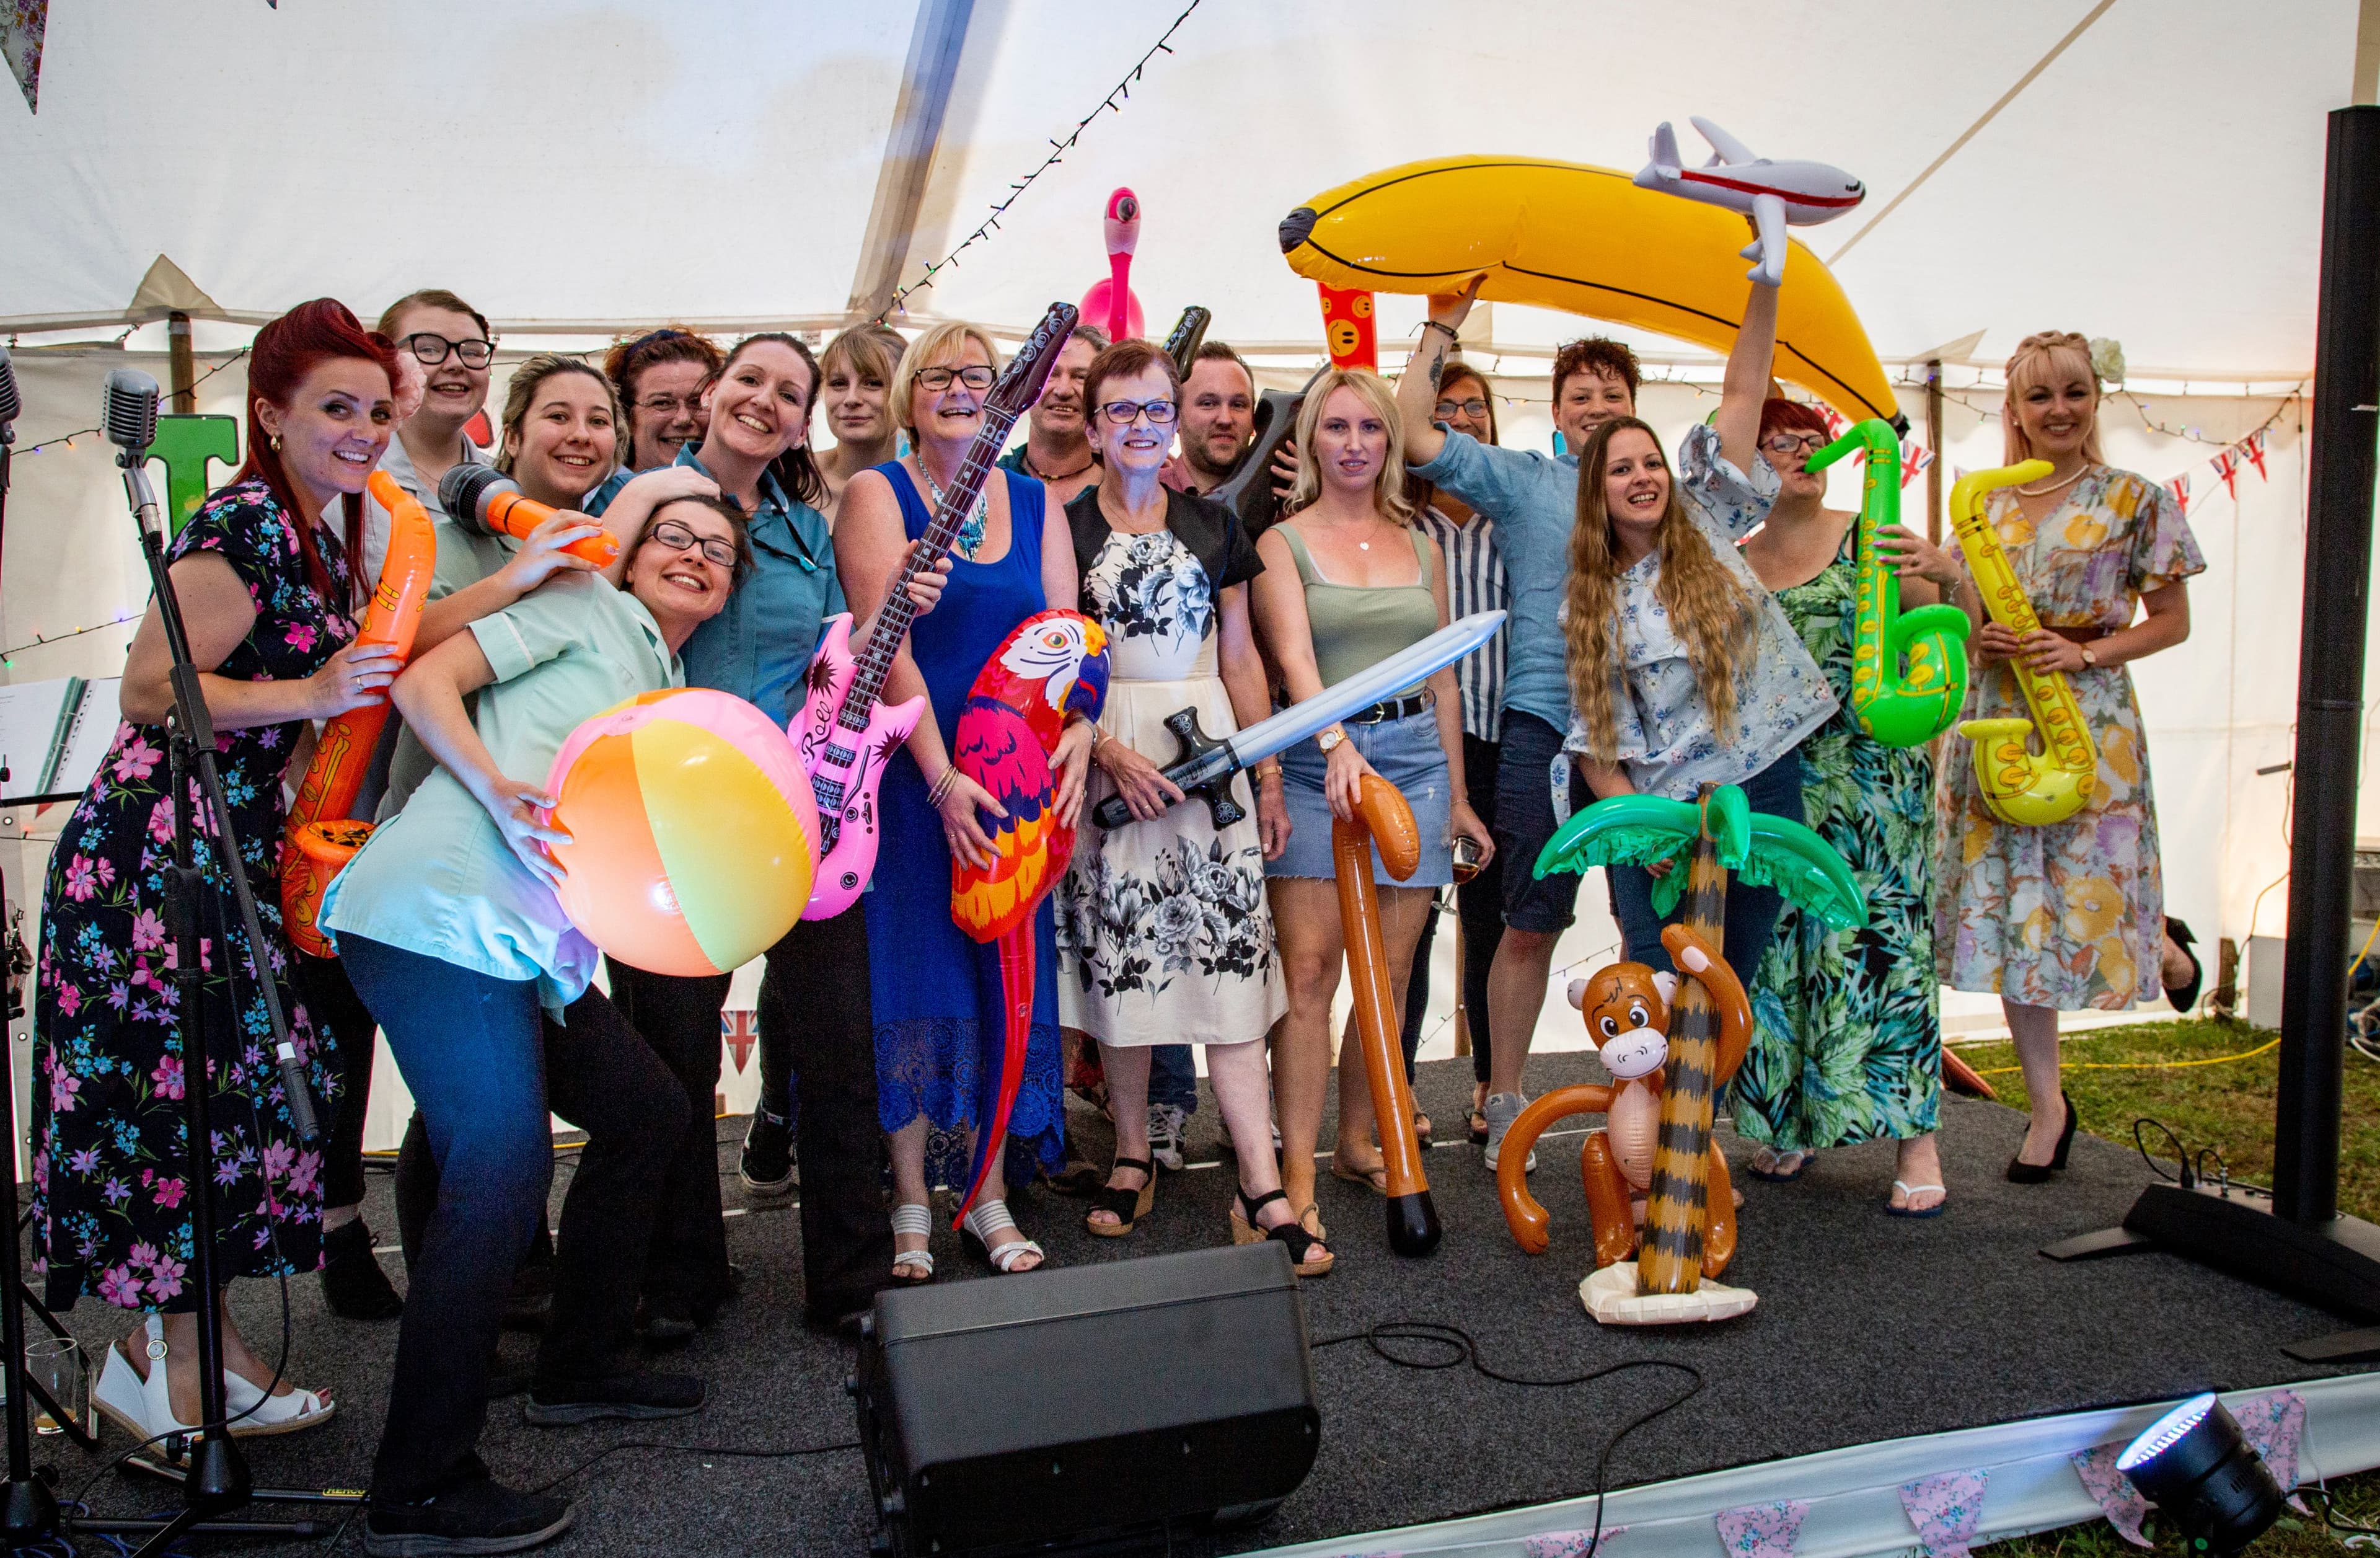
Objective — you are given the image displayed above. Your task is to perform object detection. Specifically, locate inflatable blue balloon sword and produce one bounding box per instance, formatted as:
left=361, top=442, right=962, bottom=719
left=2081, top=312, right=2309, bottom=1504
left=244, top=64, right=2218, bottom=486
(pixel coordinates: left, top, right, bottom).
left=1091, top=609, right=1507, bottom=831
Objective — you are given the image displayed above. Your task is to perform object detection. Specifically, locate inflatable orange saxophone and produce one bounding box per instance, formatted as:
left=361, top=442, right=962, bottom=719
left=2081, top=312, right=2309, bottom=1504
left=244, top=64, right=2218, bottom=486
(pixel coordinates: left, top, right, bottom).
left=1333, top=772, right=1439, bottom=1256
left=279, top=469, right=434, bottom=957
left=1496, top=926, right=1747, bottom=1280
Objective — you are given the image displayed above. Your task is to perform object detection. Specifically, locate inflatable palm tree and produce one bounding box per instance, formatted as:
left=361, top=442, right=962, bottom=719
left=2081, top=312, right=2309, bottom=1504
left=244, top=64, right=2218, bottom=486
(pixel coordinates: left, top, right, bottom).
left=1536, top=782, right=1866, bottom=1316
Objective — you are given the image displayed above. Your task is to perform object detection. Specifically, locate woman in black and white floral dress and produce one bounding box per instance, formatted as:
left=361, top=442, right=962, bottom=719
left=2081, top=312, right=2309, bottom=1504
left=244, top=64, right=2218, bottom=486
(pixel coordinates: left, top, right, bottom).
left=1054, top=341, right=1322, bottom=1271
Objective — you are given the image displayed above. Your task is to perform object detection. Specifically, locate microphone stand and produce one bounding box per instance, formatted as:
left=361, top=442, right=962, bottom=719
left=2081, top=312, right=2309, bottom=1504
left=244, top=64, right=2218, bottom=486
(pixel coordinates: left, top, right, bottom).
left=95, top=444, right=345, bottom=1553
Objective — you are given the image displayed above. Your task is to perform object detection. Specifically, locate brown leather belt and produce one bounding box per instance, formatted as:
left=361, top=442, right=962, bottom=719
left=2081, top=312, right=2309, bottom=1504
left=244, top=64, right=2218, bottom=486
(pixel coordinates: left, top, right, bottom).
left=2043, top=625, right=2111, bottom=645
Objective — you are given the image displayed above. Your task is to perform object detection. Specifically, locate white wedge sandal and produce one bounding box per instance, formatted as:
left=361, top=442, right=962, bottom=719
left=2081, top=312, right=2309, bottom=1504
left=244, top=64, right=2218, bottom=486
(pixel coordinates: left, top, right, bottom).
left=90, top=1314, right=333, bottom=1443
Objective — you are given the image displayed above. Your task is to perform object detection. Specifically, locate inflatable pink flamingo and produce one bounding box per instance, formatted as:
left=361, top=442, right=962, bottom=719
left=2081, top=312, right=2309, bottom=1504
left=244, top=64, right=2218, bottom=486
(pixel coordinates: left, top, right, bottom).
left=1079, top=187, right=1145, bottom=342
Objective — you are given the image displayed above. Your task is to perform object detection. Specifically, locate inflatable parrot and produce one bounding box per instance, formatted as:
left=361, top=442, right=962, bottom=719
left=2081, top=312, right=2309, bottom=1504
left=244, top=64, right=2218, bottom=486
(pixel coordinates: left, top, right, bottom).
left=950, top=610, right=1110, bottom=1221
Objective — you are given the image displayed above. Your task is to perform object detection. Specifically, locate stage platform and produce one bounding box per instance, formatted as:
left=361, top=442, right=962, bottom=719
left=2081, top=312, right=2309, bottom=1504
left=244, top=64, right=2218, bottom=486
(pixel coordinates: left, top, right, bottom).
left=26, top=1049, right=2380, bottom=1556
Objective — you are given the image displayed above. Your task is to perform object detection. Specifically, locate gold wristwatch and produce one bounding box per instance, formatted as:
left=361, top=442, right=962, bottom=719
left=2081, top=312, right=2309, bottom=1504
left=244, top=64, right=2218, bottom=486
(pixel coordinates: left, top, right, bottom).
left=1316, top=726, right=1347, bottom=756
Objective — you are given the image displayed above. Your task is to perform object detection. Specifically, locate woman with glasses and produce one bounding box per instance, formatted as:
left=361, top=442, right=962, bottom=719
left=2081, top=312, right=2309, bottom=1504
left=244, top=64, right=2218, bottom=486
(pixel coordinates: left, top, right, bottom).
left=1251, top=368, right=1492, bottom=1251
left=369, top=291, right=498, bottom=572
left=1408, top=363, right=1507, bottom=1148
left=321, top=487, right=749, bottom=1554
left=839, top=322, right=1091, bottom=1280
left=597, top=326, right=728, bottom=492
left=1734, top=399, right=1964, bottom=1212
left=1046, top=341, right=1311, bottom=1262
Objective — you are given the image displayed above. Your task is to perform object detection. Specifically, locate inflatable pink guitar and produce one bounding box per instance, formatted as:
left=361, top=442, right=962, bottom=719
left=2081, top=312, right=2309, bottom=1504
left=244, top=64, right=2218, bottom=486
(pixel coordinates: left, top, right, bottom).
left=794, top=301, right=1082, bottom=920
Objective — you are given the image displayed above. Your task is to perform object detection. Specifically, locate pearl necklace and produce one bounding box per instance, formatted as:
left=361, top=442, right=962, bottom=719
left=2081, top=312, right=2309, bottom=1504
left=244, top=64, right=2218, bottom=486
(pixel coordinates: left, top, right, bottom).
left=2014, top=463, right=2092, bottom=499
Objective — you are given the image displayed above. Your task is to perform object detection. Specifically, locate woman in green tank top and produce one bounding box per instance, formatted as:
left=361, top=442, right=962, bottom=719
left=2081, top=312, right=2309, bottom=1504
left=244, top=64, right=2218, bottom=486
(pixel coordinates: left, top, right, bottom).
left=1250, top=370, right=1493, bottom=1249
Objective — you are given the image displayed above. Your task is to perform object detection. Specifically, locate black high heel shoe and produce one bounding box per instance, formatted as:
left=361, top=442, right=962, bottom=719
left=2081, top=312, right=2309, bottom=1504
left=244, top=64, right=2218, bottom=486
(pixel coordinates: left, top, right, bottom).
left=2006, top=1091, right=2078, bottom=1184
left=2164, top=918, right=2203, bottom=1014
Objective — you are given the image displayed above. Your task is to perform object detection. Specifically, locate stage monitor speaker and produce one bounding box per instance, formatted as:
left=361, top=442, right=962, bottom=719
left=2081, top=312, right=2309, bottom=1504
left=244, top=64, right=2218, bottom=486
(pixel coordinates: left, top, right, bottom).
left=852, top=1241, right=1319, bottom=1556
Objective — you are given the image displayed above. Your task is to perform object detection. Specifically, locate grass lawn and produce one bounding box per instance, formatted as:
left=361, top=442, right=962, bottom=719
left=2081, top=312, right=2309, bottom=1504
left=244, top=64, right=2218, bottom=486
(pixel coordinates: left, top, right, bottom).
left=1956, top=1017, right=2380, bottom=1556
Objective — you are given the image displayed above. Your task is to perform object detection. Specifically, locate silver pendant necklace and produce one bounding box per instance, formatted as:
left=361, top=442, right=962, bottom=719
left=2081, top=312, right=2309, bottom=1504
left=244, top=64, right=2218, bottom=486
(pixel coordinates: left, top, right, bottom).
left=917, top=456, right=987, bottom=559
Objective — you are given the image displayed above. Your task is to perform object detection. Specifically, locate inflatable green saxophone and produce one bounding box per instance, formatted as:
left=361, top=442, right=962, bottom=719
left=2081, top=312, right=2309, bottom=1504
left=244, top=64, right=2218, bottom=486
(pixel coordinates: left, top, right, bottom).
left=1805, top=420, right=1971, bottom=748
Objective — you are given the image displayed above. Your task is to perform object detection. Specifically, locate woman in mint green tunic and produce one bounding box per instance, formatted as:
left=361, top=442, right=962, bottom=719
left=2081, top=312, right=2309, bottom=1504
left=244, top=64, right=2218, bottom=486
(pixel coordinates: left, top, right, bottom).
left=1731, top=400, right=1967, bottom=1213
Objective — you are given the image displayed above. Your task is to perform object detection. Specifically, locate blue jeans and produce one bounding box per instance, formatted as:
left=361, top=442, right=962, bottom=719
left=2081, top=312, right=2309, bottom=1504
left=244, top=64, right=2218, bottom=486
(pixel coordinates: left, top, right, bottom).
left=1149, top=1045, right=1198, bottom=1116
left=343, top=936, right=685, bottom=1502
left=1606, top=748, right=1807, bottom=981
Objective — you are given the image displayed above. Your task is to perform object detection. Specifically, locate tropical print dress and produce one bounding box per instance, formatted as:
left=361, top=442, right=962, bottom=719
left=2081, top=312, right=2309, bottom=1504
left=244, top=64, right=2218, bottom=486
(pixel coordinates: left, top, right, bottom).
left=1732, top=537, right=1940, bottom=1150
left=32, top=479, right=348, bottom=1311
left=1936, top=468, right=2205, bottom=1010
left=1055, top=528, right=1284, bottom=1047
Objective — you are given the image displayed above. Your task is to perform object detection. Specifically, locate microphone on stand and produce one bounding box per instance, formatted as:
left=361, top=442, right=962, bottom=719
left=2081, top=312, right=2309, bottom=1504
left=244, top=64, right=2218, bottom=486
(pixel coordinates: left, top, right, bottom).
left=102, top=369, right=164, bottom=533
left=439, top=464, right=619, bottom=563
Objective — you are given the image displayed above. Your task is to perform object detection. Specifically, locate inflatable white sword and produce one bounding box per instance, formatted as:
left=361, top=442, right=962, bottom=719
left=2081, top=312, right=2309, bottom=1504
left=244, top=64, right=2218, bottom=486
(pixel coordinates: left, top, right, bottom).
left=1091, top=609, right=1507, bottom=830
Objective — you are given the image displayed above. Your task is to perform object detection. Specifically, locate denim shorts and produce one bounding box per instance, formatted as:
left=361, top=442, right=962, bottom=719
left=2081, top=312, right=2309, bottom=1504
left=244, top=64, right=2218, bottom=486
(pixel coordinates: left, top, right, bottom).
left=1266, top=708, right=1454, bottom=888
left=1495, top=710, right=1587, bottom=933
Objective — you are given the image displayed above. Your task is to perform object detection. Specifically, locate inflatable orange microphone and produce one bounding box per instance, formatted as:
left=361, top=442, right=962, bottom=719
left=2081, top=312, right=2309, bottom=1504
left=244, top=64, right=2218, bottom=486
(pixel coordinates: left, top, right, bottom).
left=280, top=469, right=436, bottom=958
left=439, top=464, right=619, bottom=565
left=1333, top=772, right=1439, bottom=1256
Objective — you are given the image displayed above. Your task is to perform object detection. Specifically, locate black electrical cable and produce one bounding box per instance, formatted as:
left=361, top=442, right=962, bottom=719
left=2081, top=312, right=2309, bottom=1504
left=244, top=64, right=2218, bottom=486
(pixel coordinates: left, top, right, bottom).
left=2133, top=1117, right=2190, bottom=1185
left=525, top=1435, right=861, bottom=1498
left=1310, top=1320, right=1704, bottom=1557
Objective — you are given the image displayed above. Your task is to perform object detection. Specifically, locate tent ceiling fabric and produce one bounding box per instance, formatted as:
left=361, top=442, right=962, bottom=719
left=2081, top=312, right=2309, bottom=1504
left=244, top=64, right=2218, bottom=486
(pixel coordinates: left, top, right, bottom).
left=0, top=1, right=2354, bottom=376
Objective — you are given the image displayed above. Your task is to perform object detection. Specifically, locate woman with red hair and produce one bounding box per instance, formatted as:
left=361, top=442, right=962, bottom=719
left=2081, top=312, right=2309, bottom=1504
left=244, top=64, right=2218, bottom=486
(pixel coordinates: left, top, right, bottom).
left=1735, top=399, right=1965, bottom=1213
left=34, top=299, right=402, bottom=1442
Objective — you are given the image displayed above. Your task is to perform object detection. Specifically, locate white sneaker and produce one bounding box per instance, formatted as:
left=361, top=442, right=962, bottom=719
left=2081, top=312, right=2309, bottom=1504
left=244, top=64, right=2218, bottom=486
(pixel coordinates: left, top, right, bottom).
left=1482, top=1092, right=1536, bottom=1173
left=1147, top=1104, right=1188, bottom=1172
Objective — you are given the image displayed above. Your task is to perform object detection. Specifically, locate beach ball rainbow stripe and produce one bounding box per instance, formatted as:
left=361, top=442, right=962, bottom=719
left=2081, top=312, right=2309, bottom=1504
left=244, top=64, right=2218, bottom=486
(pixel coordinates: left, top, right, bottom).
left=544, top=688, right=821, bottom=977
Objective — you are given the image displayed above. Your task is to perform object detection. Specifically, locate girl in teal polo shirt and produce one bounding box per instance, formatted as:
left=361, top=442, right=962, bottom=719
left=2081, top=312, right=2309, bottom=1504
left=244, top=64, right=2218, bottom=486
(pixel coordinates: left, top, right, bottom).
left=321, top=489, right=745, bottom=1549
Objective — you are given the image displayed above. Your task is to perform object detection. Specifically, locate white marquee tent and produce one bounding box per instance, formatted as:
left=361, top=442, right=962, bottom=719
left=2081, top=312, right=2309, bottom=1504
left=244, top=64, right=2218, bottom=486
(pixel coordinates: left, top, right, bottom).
left=1, top=1, right=2371, bottom=1107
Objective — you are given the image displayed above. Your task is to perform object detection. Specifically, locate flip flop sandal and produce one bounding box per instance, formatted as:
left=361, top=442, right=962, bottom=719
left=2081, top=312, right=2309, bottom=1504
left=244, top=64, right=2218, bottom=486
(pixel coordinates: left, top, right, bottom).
left=1330, top=1157, right=1389, bottom=1195
left=1467, top=1109, right=1489, bottom=1146
left=1413, top=1110, right=1435, bottom=1150
left=1885, top=1180, right=1948, bottom=1219
left=1746, top=1147, right=1814, bottom=1183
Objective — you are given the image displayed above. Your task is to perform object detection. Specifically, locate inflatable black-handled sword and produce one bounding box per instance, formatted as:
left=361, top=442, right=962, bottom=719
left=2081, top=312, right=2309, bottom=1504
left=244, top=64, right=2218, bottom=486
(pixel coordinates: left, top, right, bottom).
left=1091, top=610, right=1507, bottom=831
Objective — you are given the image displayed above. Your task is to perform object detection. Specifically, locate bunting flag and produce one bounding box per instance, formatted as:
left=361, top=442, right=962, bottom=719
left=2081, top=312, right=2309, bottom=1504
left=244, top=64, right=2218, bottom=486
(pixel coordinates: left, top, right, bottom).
left=2231, top=1388, right=2307, bottom=1511
left=2211, top=446, right=2241, bottom=500
left=1900, top=1470, right=1989, bottom=1558
left=2244, top=427, right=2270, bottom=480
left=1716, top=1500, right=1808, bottom=1558
left=1899, top=438, right=1937, bottom=491
left=2164, top=472, right=2191, bottom=516
left=2070, top=1443, right=2154, bottom=1547
left=1527, top=1526, right=1627, bottom=1557
left=2, top=0, right=44, bottom=113
left=721, top=1007, right=759, bottom=1075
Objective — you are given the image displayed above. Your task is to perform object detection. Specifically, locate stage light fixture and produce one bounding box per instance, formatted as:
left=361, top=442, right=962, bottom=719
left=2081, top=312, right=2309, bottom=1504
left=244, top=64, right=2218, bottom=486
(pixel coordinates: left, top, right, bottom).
left=2114, top=1394, right=2285, bottom=1556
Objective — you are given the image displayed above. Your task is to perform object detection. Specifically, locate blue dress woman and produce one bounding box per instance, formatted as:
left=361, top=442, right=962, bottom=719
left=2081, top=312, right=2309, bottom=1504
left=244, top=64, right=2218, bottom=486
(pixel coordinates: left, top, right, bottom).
left=835, top=322, right=1091, bottom=1280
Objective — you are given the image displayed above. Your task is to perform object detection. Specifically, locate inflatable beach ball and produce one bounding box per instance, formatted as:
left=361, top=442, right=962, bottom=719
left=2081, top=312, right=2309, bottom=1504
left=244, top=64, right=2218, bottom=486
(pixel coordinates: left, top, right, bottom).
left=544, top=688, right=820, bottom=977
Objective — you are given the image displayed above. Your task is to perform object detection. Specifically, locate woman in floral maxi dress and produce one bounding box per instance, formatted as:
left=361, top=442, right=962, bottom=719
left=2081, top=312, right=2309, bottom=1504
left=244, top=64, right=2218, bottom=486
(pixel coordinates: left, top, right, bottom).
left=1936, top=331, right=2205, bottom=1183
left=1735, top=399, right=1968, bottom=1214
left=35, top=299, right=403, bottom=1433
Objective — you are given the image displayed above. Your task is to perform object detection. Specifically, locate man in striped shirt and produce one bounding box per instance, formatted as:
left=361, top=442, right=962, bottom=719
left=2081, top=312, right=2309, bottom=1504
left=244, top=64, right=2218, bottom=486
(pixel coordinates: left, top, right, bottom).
left=1409, top=361, right=1509, bottom=1146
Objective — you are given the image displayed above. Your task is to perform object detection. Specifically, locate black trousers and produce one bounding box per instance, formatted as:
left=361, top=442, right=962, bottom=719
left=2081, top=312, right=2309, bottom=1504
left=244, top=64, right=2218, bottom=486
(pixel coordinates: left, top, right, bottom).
left=604, top=960, right=734, bottom=1309
left=1395, top=733, right=1502, bottom=1085
left=291, top=951, right=377, bottom=1211
left=759, top=906, right=892, bottom=1324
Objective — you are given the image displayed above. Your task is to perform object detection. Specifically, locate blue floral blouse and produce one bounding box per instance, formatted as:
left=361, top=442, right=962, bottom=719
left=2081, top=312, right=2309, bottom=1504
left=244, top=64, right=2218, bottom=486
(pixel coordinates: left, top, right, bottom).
left=1563, top=423, right=1836, bottom=800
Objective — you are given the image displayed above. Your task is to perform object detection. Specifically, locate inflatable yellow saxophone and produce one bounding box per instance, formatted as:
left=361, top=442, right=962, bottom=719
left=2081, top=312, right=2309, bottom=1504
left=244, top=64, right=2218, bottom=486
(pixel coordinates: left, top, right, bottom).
left=1949, top=463, right=2097, bottom=826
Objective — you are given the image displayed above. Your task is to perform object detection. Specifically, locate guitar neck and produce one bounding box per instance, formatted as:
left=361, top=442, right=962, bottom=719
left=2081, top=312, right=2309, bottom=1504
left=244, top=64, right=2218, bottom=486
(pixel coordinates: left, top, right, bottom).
left=837, top=408, right=1021, bottom=728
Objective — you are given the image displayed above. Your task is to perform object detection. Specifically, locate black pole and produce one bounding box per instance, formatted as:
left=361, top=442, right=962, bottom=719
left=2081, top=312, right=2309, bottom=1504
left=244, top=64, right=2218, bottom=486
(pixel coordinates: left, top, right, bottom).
left=0, top=947, right=58, bottom=1544
left=2275, top=105, right=2380, bottom=1229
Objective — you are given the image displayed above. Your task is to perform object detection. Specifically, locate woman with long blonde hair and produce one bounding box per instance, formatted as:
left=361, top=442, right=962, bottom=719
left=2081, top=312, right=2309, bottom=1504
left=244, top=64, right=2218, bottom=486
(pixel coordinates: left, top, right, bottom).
left=1937, top=331, right=2203, bottom=1185
left=1560, top=405, right=1835, bottom=993
left=1251, top=368, right=1492, bottom=1249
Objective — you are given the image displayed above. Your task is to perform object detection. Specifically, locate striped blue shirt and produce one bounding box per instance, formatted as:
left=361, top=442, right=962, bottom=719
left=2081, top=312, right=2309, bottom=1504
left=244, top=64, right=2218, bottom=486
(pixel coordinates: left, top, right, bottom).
left=1411, top=504, right=1507, bottom=743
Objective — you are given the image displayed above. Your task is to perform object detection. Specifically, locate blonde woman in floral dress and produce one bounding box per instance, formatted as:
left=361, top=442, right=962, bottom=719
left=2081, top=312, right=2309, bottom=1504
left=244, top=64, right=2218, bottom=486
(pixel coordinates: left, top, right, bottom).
left=1937, top=331, right=2205, bottom=1183
left=1052, top=341, right=1320, bottom=1268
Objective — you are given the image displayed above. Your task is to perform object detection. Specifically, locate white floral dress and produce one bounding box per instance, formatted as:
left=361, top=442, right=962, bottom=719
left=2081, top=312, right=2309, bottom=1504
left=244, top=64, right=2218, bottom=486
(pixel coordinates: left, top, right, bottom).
left=1936, top=468, right=2205, bottom=1009
left=1054, top=529, right=1285, bottom=1047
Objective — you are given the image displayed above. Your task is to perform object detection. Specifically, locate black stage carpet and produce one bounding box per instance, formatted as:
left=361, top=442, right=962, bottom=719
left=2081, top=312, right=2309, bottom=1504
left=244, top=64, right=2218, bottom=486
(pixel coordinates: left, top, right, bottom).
left=29, top=1051, right=2374, bottom=1555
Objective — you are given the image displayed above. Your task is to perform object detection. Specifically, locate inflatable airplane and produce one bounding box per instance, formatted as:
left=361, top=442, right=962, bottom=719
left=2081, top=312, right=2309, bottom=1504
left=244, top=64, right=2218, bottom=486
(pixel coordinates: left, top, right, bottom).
left=1634, top=117, right=1865, bottom=286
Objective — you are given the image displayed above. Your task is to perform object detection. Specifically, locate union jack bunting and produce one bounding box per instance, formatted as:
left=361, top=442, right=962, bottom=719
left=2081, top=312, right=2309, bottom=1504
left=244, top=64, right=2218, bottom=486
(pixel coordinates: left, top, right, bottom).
left=2243, top=427, right=2270, bottom=480
left=2212, top=446, right=2241, bottom=500
left=2164, top=472, right=2191, bottom=516
left=721, top=1007, right=759, bottom=1075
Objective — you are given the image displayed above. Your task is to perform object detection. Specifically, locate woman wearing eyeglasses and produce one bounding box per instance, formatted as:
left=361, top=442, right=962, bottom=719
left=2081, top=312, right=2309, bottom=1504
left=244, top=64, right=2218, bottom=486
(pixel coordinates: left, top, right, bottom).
left=368, top=291, right=498, bottom=570
left=838, top=322, right=1091, bottom=1280
left=1734, top=399, right=1964, bottom=1214
left=1045, top=341, right=1311, bottom=1261
left=602, top=325, right=728, bottom=480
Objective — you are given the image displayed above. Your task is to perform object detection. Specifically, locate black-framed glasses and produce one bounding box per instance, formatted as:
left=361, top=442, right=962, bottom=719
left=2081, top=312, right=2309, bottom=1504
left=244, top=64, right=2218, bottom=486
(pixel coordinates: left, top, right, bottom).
left=1434, top=397, right=1489, bottom=419
left=646, top=519, right=738, bottom=569
left=1764, top=432, right=1828, bottom=456
left=400, top=332, right=495, bottom=369
left=638, top=394, right=702, bottom=415
left=1096, top=399, right=1178, bottom=426
left=916, top=365, right=996, bottom=391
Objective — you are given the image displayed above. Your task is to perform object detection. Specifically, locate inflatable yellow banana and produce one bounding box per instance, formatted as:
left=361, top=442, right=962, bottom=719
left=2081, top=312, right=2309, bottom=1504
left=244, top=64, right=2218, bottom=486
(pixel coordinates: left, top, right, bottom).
left=1949, top=463, right=2097, bottom=826
left=1279, top=156, right=1902, bottom=428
